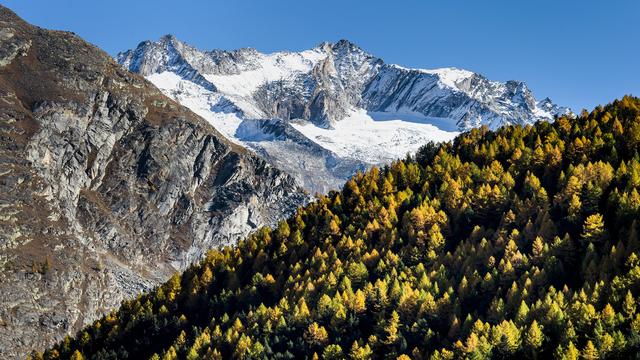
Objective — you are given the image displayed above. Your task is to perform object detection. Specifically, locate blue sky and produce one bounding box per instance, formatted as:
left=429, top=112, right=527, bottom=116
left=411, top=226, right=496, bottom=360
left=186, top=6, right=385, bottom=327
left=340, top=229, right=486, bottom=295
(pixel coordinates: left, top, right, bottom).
left=4, top=0, right=639, bottom=111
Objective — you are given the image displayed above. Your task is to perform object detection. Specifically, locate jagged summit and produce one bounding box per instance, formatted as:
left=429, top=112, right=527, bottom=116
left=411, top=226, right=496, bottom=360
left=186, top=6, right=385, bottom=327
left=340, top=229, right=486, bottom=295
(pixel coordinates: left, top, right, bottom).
left=328, top=38, right=370, bottom=54
left=117, top=35, right=572, bottom=193
left=160, top=33, right=176, bottom=41
left=118, top=35, right=569, bottom=130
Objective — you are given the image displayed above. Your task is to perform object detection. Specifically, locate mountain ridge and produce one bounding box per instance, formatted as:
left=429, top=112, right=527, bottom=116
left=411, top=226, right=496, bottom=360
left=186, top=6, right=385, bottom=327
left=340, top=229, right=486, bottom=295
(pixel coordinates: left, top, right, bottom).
left=117, top=35, right=571, bottom=193
left=117, top=35, right=571, bottom=130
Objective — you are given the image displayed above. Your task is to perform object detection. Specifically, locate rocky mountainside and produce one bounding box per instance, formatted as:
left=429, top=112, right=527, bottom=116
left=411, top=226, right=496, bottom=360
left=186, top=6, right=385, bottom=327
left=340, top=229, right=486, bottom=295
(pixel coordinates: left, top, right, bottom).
left=0, top=6, right=307, bottom=359
left=44, top=97, right=640, bottom=359
left=117, top=36, right=571, bottom=193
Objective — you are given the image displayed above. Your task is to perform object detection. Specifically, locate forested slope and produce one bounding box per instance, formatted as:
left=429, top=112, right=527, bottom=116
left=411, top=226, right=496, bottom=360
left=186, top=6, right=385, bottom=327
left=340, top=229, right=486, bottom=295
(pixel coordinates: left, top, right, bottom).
left=39, top=96, right=640, bottom=359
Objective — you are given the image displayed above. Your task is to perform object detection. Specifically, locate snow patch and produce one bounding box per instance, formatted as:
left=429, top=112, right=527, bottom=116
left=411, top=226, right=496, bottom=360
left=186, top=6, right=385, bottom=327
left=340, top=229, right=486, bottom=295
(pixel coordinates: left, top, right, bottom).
left=291, top=109, right=458, bottom=164
left=147, top=72, right=244, bottom=141
left=203, top=50, right=324, bottom=98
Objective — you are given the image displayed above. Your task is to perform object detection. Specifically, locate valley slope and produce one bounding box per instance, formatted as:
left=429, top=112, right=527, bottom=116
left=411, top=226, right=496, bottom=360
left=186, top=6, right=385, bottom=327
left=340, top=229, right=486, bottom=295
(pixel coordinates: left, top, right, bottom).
left=47, top=97, right=640, bottom=359
left=0, top=7, right=307, bottom=358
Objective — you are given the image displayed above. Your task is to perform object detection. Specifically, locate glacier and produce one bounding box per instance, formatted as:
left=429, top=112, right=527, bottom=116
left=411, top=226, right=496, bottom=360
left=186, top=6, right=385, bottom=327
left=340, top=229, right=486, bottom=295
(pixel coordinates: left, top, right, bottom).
left=117, top=36, right=571, bottom=193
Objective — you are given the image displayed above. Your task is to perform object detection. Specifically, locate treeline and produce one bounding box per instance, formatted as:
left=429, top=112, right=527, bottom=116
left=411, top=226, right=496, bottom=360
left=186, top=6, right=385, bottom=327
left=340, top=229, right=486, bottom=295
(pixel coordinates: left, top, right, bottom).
left=36, top=96, right=640, bottom=359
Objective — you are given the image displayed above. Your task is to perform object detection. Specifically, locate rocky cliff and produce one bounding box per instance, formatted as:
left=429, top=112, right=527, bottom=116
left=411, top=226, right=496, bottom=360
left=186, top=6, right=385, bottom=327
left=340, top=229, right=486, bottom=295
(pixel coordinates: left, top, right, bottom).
left=0, top=7, right=308, bottom=358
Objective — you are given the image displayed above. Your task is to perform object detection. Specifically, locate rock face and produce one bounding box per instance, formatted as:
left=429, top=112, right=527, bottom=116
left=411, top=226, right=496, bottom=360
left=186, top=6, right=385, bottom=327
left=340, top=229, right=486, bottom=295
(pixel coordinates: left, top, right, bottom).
left=118, top=36, right=571, bottom=131
left=361, top=65, right=570, bottom=130
left=234, top=118, right=367, bottom=193
left=0, top=7, right=308, bottom=359
left=118, top=36, right=571, bottom=193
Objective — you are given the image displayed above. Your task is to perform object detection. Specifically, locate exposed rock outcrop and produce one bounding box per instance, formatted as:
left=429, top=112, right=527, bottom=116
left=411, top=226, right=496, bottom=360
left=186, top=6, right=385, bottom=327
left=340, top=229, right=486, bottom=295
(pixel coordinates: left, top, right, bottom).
left=118, top=36, right=571, bottom=131
left=117, top=36, right=571, bottom=194
left=0, top=7, right=308, bottom=358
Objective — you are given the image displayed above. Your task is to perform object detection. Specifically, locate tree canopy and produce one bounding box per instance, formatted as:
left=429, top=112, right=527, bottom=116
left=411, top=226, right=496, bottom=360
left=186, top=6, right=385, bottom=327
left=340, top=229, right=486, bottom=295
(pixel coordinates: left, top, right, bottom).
left=37, top=96, right=640, bottom=359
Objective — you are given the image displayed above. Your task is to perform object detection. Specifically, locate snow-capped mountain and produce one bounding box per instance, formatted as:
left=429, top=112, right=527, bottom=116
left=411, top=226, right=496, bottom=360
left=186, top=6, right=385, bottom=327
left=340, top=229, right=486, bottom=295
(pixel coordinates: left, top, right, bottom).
left=117, top=36, right=571, bottom=192
left=362, top=65, right=571, bottom=130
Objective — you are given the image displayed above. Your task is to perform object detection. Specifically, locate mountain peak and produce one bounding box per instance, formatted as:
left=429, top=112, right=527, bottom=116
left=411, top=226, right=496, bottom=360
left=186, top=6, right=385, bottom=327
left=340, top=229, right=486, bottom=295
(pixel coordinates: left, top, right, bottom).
left=331, top=39, right=368, bottom=53
left=117, top=36, right=570, bottom=132
left=313, top=39, right=369, bottom=55
left=539, top=96, right=553, bottom=104
left=157, top=33, right=180, bottom=45
left=333, top=38, right=360, bottom=49
left=160, top=33, right=176, bottom=41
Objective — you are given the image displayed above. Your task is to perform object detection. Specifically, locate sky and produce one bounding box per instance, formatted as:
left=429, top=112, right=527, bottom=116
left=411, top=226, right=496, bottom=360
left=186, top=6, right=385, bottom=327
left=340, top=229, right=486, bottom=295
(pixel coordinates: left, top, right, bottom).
left=4, top=0, right=639, bottom=111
